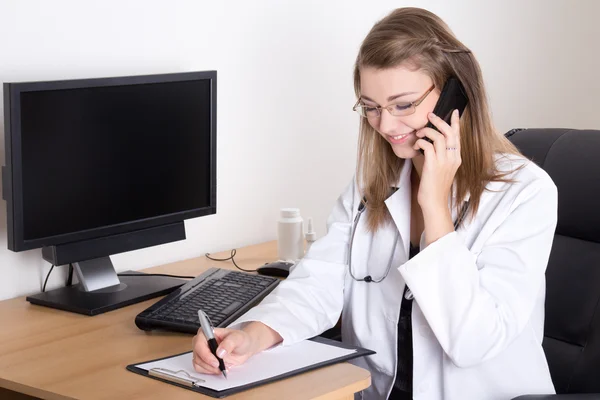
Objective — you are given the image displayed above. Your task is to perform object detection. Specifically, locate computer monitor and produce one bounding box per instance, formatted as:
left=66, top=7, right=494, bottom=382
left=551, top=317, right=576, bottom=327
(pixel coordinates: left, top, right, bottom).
left=2, top=71, right=217, bottom=315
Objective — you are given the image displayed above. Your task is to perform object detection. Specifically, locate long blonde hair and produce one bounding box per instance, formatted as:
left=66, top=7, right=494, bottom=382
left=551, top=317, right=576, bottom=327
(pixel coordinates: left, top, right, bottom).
left=354, top=7, right=522, bottom=232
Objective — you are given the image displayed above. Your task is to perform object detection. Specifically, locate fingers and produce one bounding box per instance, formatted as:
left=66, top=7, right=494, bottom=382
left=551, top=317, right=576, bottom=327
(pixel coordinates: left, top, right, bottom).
left=416, top=127, right=446, bottom=160
left=426, top=111, right=452, bottom=136
left=192, top=330, right=221, bottom=374
left=193, top=352, right=221, bottom=374
left=212, top=328, right=228, bottom=342
left=193, top=328, right=252, bottom=375
left=450, top=108, right=460, bottom=132
left=413, top=138, right=435, bottom=158
left=216, top=329, right=246, bottom=359
left=426, top=110, right=461, bottom=150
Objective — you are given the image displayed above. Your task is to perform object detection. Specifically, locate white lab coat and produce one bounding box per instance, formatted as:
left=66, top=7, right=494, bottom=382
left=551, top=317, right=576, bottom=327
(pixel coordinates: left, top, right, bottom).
left=231, top=154, right=557, bottom=400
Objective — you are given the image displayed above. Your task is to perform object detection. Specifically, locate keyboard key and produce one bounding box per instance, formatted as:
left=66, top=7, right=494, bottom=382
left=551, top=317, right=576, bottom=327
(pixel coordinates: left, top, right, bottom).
left=221, top=301, right=243, bottom=316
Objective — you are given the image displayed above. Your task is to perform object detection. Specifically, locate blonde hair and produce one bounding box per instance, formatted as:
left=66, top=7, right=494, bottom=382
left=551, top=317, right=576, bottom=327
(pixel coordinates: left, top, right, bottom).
left=354, top=7, right=522, bottom=232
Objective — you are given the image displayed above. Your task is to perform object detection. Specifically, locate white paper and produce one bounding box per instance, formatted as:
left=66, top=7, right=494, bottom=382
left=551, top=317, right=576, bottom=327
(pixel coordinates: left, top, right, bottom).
left=136, top=340, right=357, bottom=391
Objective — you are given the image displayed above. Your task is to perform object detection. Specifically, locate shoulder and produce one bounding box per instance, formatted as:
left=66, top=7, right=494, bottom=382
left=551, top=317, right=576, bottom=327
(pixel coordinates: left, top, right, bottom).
left=463, top=153, right=558, bottom=241
left=480, top=153, right=557, bottom=213
left=328, top=175, right=361, bottom=220
left=491, top=153, right=556, bottom=193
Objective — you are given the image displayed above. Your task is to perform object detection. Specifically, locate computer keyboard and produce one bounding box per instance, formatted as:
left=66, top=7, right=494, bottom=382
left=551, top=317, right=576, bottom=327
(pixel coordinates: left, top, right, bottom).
left=135, top=267, right=280, bottom=334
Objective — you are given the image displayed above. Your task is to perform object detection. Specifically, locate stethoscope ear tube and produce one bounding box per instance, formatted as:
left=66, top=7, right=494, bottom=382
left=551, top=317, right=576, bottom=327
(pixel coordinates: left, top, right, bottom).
left=358, top=198, right=367, bottom=213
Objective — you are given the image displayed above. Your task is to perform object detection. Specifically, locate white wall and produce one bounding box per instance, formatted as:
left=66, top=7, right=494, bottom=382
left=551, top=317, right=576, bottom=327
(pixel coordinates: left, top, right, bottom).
left=0, top=0, right=598, bottom=301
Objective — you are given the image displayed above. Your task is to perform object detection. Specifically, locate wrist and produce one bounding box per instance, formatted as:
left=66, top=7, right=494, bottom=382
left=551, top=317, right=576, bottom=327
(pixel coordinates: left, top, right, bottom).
left=241, top=321, right=282, bottom=356
left=422, top=205, right=454, bottom=246
left=241, top=322, right=263, bottom=356
left=420, top=202, right=450, bottom=219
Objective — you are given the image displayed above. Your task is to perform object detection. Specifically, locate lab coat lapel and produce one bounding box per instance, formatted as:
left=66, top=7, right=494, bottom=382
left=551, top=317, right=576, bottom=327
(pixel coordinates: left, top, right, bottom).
left=384, top=160, right=412, bottom=260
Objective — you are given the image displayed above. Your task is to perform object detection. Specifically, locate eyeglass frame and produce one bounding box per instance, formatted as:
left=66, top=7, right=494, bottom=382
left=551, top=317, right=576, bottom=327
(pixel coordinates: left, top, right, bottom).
left=352, top=84, right=436, bottom=118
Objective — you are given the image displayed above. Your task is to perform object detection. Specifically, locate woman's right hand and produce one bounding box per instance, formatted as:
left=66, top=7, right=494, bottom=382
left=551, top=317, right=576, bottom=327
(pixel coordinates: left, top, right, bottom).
left=192, top=327, right=257, bottom=374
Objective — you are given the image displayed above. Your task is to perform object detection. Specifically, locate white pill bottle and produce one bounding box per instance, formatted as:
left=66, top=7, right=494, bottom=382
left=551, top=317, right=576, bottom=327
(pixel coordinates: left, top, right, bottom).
left=277, top=208, right=304, bottom=261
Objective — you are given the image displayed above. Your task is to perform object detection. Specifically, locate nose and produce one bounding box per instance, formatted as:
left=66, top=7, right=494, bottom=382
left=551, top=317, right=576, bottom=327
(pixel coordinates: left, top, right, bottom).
left=378, top=108, right=397, bottom=135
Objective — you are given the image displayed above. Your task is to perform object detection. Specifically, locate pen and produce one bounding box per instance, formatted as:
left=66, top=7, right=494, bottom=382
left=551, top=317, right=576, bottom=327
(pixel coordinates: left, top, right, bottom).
left=197, top=309, right=227, bottom=379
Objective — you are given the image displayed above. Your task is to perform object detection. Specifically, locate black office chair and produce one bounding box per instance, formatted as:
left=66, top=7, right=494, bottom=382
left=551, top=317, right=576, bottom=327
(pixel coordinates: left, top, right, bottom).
left=506, top=129, right=600, bottom=400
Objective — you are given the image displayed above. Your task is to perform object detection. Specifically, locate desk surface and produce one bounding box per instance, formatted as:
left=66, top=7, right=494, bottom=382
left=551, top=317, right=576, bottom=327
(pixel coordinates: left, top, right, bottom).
left=0, top=241, right=370, bottom=400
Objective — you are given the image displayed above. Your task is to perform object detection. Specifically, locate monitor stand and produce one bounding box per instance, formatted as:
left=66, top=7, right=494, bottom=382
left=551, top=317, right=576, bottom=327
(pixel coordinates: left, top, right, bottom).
left=26, top=256, right=186, bottom=316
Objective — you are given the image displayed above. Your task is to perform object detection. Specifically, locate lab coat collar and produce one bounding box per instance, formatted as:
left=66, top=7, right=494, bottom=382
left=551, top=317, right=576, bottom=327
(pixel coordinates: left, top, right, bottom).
left=384, top=160, right=412, bottom=258
left=386, top=159, right=471, bottom=203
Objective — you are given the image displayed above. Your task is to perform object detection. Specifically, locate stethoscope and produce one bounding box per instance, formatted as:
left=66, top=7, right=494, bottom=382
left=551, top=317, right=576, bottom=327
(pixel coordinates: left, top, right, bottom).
left=347, top=195, right=470, bottom=286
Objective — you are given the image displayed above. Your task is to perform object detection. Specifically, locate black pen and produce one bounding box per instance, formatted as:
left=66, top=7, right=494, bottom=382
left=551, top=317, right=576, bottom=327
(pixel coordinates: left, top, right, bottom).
left=198, top=309, right=227, bottom=379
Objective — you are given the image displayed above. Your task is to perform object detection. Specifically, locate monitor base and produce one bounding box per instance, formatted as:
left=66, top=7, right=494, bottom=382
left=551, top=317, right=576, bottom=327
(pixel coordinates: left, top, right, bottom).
left=26, top=271, right=186, bottom=316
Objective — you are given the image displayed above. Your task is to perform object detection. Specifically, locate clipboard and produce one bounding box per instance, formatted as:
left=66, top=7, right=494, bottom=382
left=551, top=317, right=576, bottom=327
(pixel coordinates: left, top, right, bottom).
left=126, top=336, right=375, bottom=398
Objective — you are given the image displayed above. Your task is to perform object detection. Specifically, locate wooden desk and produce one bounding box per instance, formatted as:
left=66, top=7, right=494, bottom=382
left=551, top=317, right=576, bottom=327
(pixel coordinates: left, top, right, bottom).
left=0, top=241, right=370, bottom=400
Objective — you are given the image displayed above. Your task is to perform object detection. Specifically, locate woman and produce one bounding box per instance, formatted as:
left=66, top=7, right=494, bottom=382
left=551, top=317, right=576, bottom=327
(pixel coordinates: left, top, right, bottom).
left=192, top=7, right=557, bottom=400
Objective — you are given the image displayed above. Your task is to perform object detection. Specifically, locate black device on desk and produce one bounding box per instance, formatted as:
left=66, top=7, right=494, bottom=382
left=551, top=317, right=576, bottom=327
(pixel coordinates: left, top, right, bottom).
left=2, top=70, right=217, bottom=315
left=256, top=261, right=295, bottom=278
left=135, top=267, right=279, bottom=333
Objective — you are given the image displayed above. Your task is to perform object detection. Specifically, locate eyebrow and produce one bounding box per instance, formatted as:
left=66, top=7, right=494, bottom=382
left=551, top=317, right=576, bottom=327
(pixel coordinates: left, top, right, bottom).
left=360, top=91, right=417, bottom=104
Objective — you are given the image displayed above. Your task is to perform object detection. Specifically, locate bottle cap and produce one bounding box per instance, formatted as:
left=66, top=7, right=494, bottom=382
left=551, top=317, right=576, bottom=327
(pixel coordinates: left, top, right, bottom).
left=281, top=208, right=300, bottom=218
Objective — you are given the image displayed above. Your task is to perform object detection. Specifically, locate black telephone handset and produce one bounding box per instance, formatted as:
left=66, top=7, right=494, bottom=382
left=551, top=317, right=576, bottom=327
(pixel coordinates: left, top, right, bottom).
left=420, top=77, right=469, bottom=155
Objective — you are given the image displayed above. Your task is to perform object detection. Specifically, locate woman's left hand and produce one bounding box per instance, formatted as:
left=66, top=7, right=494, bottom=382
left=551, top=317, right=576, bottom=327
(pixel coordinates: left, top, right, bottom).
left=413, top=109, right=462, bottom=212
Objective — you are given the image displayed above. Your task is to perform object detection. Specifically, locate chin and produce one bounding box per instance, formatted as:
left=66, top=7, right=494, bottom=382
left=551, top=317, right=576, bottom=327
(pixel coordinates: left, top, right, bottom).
left=391, top=144, right=421, bottom=159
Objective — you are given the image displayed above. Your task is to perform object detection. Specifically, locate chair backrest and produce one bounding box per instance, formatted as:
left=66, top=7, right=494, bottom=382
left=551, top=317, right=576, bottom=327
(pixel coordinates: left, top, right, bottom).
left=506, top=128, right=600, bottom=394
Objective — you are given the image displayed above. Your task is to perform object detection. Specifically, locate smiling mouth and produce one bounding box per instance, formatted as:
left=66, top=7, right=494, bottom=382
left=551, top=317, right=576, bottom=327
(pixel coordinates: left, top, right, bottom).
left=388, top=130, right=416, bottom=141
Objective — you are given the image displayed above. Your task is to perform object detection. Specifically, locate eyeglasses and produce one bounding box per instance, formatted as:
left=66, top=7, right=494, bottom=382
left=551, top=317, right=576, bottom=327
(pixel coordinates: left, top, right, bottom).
left=353, top=84, right=435, bottom=118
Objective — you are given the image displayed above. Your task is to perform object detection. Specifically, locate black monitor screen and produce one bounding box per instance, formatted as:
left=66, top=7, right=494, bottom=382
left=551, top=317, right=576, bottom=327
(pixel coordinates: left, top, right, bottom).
left=18, top=79, right=212, bottom=241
